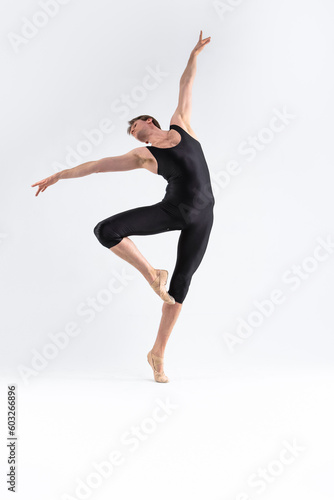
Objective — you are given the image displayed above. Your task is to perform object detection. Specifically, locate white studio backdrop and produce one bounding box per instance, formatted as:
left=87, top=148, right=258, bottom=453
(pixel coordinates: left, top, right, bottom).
left=0, top=0, right=334, bottom=499
left=1, top=0, right=333, bottom=377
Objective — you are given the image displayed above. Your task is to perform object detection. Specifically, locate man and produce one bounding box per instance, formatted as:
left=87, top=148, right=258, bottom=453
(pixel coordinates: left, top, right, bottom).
left=31, top=30, right=214, bottom=383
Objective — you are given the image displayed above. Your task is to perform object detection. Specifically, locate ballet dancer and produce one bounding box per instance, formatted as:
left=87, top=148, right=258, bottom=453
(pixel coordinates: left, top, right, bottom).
left=31, top=30, right=214, bottom=383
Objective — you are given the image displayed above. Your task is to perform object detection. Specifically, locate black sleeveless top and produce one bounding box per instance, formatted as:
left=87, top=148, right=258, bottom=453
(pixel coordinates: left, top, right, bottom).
left=146, top=124, right=215, bottom=209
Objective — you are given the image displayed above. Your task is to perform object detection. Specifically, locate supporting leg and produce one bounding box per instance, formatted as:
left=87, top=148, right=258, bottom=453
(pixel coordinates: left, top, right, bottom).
left=148, top=212, right=214, bottom=376
left=110, top=237, right=158, bottom=284
left=151, top=301, right=183, bottom=372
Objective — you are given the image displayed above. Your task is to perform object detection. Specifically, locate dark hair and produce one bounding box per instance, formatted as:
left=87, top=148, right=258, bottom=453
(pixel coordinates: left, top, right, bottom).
left=127, top=115, right=161, bottom=135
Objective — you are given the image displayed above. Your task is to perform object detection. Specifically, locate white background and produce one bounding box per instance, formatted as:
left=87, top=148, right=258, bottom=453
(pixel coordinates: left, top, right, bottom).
left=1, top=0, right=334, bottom=499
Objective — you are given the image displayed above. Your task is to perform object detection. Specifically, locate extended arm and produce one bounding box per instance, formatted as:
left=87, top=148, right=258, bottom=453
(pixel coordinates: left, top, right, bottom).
left=31, top=149, right=144, bottom=196
left=59, top=160, right=98, bottom=179
left=173, top=30, right=211, bottom=125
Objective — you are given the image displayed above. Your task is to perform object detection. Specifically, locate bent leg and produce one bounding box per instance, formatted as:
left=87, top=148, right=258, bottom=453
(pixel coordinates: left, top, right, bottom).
left=110, top=237, right=158, bottom=283
left=93, top=202, right=183, bottom=248
left=167, top=210, right=214, bottom=304
left=93, top=202, right=183, bottom=285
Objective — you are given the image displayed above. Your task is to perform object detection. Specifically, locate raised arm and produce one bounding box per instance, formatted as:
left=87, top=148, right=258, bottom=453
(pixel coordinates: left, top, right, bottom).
left=31, top=148, right=144, bottom=197
left=171, top=30, right=211, bottom=127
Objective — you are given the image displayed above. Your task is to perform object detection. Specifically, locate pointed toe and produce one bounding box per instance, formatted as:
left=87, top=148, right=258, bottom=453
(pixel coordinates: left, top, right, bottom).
left=147, top=350, right=169, bottom=383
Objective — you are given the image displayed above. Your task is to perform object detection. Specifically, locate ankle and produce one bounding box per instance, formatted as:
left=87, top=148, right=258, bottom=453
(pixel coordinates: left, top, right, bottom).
left=152, top=348, right=164, bottom=358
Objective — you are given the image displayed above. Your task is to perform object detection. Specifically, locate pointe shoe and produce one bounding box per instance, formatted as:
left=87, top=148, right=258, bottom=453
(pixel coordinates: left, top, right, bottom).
left=150, top=270, right=175, bottom=305
left=147, top=350, right=169, bottom=383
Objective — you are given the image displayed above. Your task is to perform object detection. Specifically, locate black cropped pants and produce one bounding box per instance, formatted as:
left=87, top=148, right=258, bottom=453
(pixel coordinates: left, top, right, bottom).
left=93, top=200, right=214, bottom=304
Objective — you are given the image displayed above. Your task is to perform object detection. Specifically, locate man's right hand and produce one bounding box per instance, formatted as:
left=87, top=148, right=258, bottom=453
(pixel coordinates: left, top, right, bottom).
left=31, top=172, right=60, bottom=197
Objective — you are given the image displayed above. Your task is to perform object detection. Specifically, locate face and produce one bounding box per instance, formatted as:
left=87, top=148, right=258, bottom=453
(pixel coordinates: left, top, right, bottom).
left=130, top=120, right=150, bottom=143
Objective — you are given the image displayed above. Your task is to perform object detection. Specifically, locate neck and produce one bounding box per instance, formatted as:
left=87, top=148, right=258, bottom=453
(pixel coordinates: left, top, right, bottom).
left=147, top=129, right=170, bottom=146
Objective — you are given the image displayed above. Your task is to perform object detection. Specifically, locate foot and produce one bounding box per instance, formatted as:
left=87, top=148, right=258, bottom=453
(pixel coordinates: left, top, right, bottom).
left=149, top=269, right=159, bottom=284
left=147, top=350, right=169, bottom=383
left=149, top=269, right=175, bottom=305
left=151, top=350, right=164, bottom=372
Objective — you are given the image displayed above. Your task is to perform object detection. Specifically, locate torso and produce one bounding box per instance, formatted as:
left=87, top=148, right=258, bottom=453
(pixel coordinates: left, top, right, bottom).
left=138, top=118, right=199, bottom=174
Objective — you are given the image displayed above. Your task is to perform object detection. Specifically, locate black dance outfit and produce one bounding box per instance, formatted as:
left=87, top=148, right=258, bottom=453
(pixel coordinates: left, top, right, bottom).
left=93, top=124, right=215, bottom=304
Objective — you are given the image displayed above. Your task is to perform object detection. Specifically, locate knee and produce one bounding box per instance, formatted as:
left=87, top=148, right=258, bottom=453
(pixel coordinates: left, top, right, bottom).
left=168, top=273, right=191, bottom=304
left=93, top=220, right=108, bottom=246
left=93, top=220, right=122, bottom=248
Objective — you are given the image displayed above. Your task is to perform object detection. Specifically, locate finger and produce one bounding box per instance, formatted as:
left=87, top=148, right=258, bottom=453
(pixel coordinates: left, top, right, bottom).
left=32, top=179, right=46, bottom=186
left=32, top=181, right=46, bottom=187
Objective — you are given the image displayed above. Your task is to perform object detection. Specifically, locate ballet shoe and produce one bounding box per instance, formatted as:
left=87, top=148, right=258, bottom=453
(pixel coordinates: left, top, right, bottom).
left=149, top=269, right=175, bottom=305
left=147, top=350, right=169, bottom=383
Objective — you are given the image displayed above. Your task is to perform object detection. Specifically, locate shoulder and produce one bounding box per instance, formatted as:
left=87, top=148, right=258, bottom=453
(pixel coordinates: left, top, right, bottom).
left=169, top=113, right=199, bottom=142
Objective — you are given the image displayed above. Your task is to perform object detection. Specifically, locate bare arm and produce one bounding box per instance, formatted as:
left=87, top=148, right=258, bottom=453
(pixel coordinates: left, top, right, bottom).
left=172, top=30, right=211, bottom=126
left=31, top=149, right=144, bottom=196
left=95, top=149, right=144, bottom=173
left=59, top=160, right=98, bottom=179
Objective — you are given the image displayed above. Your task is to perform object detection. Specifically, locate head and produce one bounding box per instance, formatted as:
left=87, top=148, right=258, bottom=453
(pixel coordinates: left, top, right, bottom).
left=127, top=115, right=161, bottom=144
